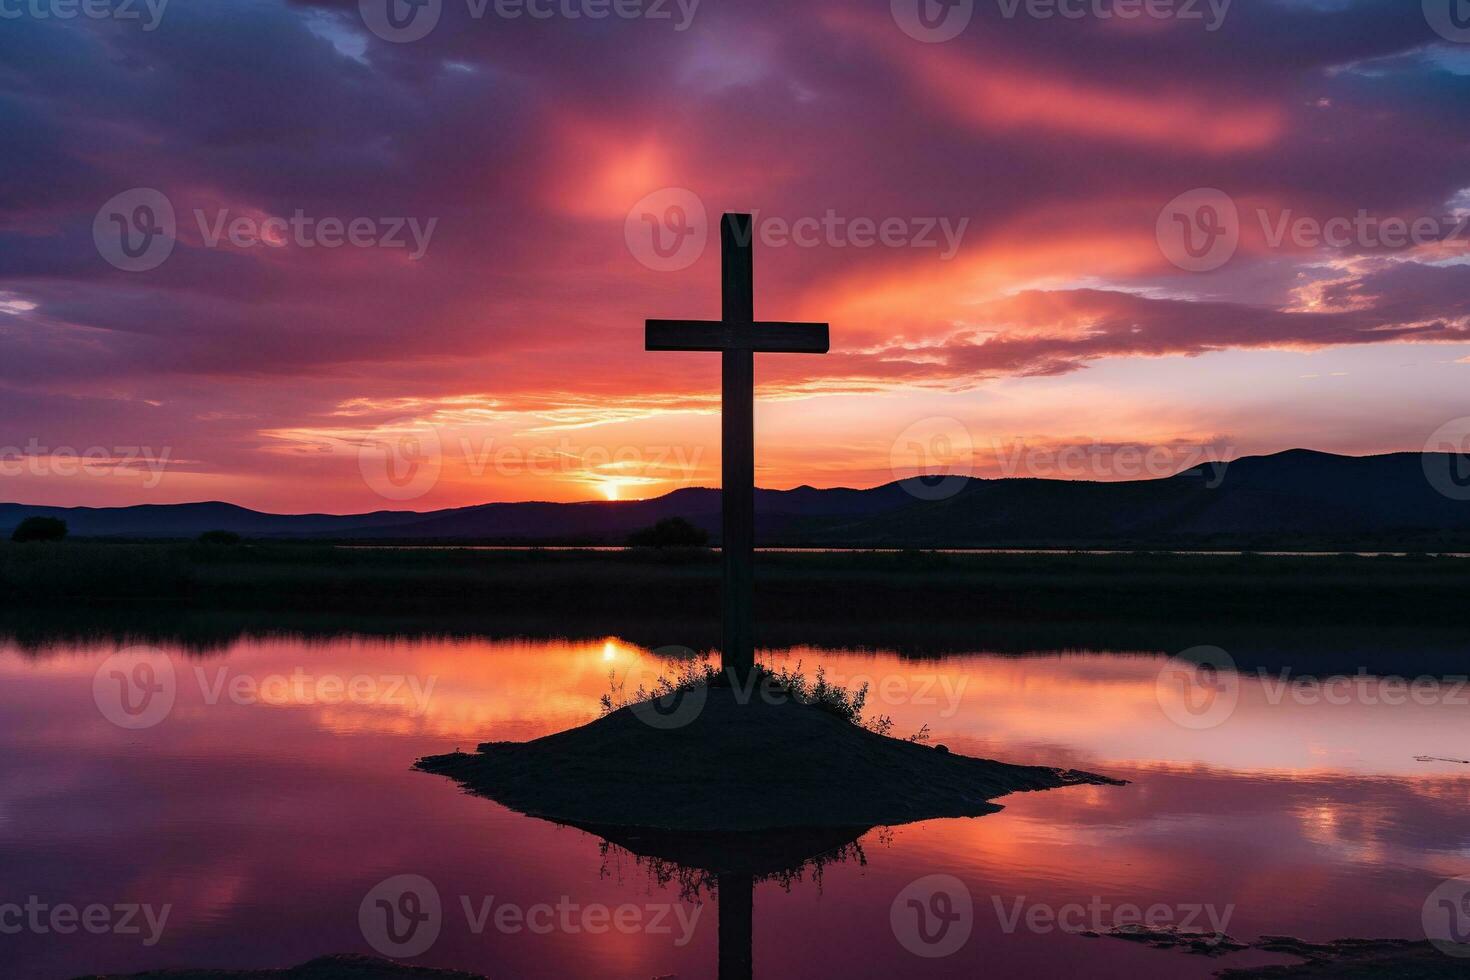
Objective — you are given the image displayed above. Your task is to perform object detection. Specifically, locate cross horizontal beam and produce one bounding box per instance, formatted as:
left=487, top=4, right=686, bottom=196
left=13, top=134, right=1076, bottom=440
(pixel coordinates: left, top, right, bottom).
left=645, top=319, right=830, bottom=354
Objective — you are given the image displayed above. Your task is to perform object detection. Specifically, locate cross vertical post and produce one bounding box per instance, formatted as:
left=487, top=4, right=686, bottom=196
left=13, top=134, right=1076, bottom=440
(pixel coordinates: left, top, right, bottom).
left=721, top=215, right=755, bottom=684
left=644, top=212, right=829, bottom=687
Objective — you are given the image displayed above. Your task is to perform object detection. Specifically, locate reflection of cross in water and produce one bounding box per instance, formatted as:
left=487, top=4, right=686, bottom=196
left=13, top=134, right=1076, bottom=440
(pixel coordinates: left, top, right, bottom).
left=718, top=873, right=753, bottom=980
left=646, top=213, right=829, bottom=683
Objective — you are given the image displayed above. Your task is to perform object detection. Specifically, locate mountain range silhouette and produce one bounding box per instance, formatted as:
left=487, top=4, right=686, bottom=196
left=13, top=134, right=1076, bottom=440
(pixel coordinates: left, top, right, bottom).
left=5, top=450, right=1470, bottom=549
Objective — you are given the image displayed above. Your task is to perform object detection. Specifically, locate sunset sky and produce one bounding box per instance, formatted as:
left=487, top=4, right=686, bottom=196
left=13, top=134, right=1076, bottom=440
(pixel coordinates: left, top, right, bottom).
left=3, top=0, right=1470, bottom=513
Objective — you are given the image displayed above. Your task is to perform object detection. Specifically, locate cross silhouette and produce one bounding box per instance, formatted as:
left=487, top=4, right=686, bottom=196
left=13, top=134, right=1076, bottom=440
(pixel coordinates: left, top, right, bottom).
left=646, top=213, right=829, bottom=682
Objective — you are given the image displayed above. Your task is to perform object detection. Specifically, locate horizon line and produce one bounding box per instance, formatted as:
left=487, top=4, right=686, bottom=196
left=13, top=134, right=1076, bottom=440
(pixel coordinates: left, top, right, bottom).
left=0, top=447, right=1449, bottom=519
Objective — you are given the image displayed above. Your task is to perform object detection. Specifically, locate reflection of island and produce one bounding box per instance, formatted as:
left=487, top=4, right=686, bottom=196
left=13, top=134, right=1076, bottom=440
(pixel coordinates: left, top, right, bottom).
left=581, top=822, right=873, bottom=980
left=418, top=684, right=1121, bottom=978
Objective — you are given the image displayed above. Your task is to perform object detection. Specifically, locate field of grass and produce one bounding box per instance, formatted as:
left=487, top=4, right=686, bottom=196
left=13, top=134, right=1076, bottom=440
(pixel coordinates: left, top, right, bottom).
left=3, top=541, right=1467, bottom=629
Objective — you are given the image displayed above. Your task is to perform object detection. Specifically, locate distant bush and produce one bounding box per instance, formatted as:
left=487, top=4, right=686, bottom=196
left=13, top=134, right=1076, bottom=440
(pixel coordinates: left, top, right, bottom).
left=11, top=516, right=67, bottom=543
left=627, top=517, right=709, bottom=549
left=196, top=529, right=242, bottom=546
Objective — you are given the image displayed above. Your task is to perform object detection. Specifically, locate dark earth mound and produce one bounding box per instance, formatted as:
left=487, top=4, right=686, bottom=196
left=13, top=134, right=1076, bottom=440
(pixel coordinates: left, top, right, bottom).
left=416, top=686, right=1122, bottom=832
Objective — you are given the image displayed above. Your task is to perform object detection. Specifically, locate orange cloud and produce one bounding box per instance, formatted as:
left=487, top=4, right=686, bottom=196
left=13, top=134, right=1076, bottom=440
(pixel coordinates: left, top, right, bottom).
left=825, top=10, right=1284, bottom=153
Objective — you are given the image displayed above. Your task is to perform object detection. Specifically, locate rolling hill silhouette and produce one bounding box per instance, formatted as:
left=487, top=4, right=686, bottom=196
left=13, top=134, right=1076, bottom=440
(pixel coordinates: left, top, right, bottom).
left=4, top=450, right=1469, bottom=549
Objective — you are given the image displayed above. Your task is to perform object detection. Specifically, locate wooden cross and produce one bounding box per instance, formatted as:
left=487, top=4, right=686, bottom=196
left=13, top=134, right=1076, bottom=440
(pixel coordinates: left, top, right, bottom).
left=645, top=213, right=829, bottom=683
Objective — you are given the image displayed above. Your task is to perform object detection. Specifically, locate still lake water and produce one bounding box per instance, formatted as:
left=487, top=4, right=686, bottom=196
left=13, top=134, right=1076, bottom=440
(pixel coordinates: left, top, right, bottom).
left=1, top=631, right=1467, bottom=978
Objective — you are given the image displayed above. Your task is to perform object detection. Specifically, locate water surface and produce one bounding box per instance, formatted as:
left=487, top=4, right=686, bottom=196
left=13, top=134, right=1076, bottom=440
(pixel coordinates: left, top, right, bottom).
left=1, top=633, right=1466, bottom=978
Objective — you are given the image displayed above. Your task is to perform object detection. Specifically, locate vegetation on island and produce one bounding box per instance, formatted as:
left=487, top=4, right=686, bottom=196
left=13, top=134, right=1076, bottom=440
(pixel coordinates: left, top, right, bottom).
left=600, top=657, right=930, bottom=742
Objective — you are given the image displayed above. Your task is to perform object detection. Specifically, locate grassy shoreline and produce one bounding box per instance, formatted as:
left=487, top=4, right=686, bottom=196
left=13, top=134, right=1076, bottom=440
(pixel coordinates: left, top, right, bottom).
left=4, top=541, right=1468, bottom=627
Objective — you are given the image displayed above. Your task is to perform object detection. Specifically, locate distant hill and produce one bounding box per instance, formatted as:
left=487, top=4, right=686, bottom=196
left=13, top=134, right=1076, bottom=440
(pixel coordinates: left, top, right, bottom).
left=4, top=450, right=1470, bottom=550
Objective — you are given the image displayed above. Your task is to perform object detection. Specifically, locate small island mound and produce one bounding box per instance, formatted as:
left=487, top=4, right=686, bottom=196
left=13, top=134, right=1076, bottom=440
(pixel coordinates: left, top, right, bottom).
left=416, top=670, right=1123, bottom=832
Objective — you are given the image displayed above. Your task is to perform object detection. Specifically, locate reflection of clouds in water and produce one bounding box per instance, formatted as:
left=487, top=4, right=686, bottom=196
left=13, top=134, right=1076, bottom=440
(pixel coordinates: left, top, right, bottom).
left=0, top=632, right=1466, bottom=975
left=8, top=634, right=1470, bottom=768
